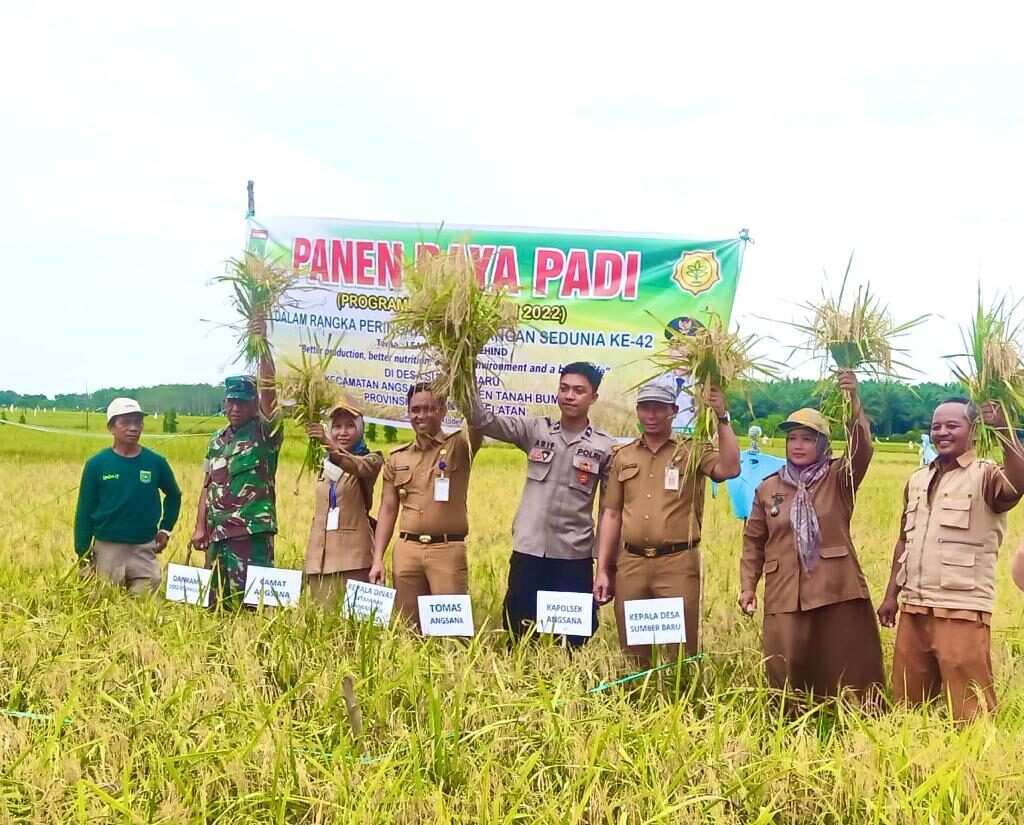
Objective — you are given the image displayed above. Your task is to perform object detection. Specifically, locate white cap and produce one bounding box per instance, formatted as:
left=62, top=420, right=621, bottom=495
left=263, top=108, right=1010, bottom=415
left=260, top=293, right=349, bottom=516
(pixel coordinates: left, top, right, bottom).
left=106, top=397, right=145, bottom=423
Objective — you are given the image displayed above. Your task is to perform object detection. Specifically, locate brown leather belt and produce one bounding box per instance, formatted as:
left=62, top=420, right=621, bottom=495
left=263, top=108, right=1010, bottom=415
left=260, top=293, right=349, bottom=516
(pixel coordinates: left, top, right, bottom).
left=399, top=532, right=466, bottom=545
left=624, top=540, right=699, bottom=558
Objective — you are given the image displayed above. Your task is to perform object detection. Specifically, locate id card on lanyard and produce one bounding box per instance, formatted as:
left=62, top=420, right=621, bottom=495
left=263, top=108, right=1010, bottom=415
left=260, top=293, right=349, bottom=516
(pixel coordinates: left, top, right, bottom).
left=326, top=480, right=341, bottom=530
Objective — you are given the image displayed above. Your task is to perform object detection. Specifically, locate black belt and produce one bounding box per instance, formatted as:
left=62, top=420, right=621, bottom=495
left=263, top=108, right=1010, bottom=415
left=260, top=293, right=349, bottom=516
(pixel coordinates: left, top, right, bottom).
left=399, top=532, right=466, bottom=545
left=625, top=540, right=699, bottom=558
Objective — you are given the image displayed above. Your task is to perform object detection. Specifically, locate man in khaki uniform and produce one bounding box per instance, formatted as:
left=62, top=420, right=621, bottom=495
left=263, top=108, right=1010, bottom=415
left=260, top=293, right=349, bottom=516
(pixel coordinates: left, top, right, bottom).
left=594, top=375, right=740, bottom=664
left=369, top=383, right=483, bottom=628
left=878, top=398, right=1024, bottom=720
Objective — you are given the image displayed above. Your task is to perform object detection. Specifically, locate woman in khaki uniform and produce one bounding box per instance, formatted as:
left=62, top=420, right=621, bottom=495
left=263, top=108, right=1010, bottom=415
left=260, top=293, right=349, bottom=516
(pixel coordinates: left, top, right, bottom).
left=303, top=402, right=383, bottom=610
left=738, top=370, right=884, bottom=702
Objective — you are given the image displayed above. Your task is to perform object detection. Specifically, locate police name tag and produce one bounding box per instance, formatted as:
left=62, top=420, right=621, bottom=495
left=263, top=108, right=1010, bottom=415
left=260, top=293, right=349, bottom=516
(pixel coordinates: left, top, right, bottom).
left=243, top=565, right=303, bottom=608
left=343, top=581, right=396, bottom=627
left=434, top=477, right=450, bottom=502
left=165, top=563, right=212, bottom=607
left=536, top=590, right=594, bottom=637
left=326, top=507, right=341, bottom=531
left=664, top=466, right=680, bottom=491
left=418, top=595, right=474, bottom=636
left=623, top=597, right=686, bottom=646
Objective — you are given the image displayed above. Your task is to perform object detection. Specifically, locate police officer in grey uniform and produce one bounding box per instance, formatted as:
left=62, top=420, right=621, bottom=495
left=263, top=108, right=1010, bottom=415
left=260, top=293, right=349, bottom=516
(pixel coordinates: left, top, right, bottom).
left=469, top=362, right=616, bottom=647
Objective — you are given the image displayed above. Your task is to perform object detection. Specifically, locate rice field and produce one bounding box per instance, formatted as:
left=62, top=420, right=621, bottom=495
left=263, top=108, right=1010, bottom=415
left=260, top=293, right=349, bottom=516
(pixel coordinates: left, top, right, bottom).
left=2, top=412, right=1024, bottom=824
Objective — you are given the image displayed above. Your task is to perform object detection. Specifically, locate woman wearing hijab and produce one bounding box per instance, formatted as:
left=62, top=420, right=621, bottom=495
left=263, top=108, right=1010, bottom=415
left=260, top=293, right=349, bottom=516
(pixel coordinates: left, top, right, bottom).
left=738, top=370, right=884, bottom=702
left=304, top=401, right=384, bottom=610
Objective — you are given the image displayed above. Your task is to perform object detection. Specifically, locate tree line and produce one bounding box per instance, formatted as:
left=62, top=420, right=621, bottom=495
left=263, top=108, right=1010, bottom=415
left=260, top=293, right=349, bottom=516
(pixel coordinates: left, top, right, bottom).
left=0, top=385, right=224, bottom=416
left=726, top=378, right=963, bottom=440
left=1, top=378, right=966, bottom=440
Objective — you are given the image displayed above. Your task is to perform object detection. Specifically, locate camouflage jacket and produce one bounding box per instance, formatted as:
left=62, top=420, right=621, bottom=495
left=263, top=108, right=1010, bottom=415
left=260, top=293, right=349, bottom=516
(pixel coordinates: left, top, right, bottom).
left=204, top=415, right=283, bottom=541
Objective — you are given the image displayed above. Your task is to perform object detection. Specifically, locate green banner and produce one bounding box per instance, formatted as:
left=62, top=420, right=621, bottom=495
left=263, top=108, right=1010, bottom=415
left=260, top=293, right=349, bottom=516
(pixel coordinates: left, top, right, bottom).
left=248, top=217, right=746, bottom=434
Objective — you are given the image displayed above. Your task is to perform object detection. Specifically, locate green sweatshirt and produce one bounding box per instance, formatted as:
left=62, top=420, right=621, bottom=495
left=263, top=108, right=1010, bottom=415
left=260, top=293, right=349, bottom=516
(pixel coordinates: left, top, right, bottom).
left=74, top=447, right=182, bottom=556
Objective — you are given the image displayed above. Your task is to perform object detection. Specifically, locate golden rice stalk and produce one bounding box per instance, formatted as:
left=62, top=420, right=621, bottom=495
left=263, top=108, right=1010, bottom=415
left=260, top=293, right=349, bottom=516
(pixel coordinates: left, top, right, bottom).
left=647, top=311, right=776, bottom=450
left=386, top=248, right=519, bottom=418
left=215, top=251, right=306, bottom=368
left=276, top=338, right=340, bottom=489
left=945, top=288, right=1024, bottom=459
left=789, top=252, right=928, bottom=433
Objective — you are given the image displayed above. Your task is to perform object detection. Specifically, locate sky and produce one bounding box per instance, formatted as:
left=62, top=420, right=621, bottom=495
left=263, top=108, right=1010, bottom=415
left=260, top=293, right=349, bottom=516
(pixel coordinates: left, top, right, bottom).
left=2, top=1, right=1022, bottom=395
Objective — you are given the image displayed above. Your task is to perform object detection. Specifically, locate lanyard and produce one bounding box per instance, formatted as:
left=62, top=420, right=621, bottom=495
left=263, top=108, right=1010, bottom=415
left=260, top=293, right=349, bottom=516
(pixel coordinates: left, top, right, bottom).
left=329, top=480, right=337, bottom=509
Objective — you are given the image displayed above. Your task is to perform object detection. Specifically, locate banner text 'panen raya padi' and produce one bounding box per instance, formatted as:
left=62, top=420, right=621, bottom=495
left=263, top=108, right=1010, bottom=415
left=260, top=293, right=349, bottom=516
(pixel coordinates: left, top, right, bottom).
left=247, top=217, right=746, bottom=435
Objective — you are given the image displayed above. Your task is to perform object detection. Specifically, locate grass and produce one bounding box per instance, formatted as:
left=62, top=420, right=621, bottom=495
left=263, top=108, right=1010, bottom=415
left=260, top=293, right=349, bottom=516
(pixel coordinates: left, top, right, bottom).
left=787, top=253, right=928, bottom=442
left=2, top=413, right=1024, bottom=823
left=647, top=311, right=776, bottom=455
left=214, top=252, right=306, bottom=369
left=276, top=340, right=340, bottom=489
left=946, top=290, right=1024, bottom=459
left=386, top=249, right=519, bottom=417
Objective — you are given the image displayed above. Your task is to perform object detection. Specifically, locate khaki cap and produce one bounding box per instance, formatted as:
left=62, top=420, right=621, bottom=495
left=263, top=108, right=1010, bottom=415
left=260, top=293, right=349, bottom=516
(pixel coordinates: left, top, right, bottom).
left=327, top=400, right=362, bottom=419
left=779, top=408, right=831, bottom=439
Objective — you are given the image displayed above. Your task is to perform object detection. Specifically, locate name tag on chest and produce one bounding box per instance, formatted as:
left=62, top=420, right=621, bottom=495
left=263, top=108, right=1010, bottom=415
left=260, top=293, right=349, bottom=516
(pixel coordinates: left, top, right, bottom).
left=664, top=466, right=680, bottom=491
left=326, top=507, right=341, bottom=531
left=434, top=477, right=450, bottom=502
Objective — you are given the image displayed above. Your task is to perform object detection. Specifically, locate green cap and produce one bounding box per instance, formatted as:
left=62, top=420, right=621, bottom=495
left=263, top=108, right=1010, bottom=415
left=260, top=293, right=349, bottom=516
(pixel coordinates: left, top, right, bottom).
left=224, top=375, right=258, bottom=401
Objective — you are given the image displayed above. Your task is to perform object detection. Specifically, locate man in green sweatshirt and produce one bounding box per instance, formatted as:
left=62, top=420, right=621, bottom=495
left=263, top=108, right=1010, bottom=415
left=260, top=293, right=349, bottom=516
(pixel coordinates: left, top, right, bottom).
left=74, top=397, right=182, bottom=595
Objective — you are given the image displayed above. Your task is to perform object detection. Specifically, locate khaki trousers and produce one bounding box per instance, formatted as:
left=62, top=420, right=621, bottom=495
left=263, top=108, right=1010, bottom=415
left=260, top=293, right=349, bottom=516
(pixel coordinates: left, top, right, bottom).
left=306, top=569, right=370, bottom=611
left=93, top=540, right=162, bottom=596
left=613, top=547, right=702, bottom=666
left=392, top=538, right=468, bottom=630
left=892, top=610, right=996, bottom=720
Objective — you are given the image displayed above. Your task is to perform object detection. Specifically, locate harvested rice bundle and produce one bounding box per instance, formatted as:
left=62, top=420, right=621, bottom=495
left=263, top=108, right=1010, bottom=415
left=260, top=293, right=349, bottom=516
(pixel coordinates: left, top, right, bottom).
left=277, top=339, right=339, bottom=490
left=386, top=249, right=519, bottom=417
left=790, top=254, right=927, bottom=436
left=216, top=252, right=305, bottom=368
left=648, top=311, right=776, bottom=453
left=946, top=290, right=1024, bottom=458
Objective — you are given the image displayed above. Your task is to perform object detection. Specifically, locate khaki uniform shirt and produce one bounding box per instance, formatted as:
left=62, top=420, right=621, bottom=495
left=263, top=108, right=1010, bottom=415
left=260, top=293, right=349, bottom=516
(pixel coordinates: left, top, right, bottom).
left=604, top=436, right=719, bottom=547
left=895, top=450, right=1021, bottom=623
left=470, top=402, right=615, bottom=560
left=740, top=417, right=874, bottom=614
left=383, top=430, right=473, bottom=536
left=304, top=450, right=383, bottom=574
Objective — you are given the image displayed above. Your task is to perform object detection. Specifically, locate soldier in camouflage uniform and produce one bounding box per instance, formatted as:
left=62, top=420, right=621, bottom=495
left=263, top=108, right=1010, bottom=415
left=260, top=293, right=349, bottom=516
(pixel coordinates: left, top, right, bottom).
left=191, top=319, right=281, bottom=606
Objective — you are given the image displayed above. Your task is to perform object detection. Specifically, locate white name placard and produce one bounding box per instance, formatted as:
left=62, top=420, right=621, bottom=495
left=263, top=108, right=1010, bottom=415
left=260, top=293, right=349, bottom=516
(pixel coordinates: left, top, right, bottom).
left=165, top=563, right=212, bottom=607
left=623, top=597, right=686, bottom=646
left=536, top=590, right=594, bottom=637
left=243, top=565, right=303, bottom=608
left=343, top=580, right=397, bottom=627
left=418, top=595, right=474, bottom=636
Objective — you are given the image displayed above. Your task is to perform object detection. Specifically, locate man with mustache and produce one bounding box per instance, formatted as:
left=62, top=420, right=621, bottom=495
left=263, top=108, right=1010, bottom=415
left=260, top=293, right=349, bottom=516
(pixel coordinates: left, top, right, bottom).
left=878, top=398, right=1024, bottom=720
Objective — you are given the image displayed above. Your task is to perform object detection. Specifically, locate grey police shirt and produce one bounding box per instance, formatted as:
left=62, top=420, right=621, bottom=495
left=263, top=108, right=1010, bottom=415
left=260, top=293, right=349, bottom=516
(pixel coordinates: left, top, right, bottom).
left=470, top=402, right=615, bottom=560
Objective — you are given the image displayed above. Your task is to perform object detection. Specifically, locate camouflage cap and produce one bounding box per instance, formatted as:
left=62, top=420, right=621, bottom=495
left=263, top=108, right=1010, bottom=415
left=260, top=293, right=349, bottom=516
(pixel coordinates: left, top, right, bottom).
left=224, top=375, right=258, bottom=401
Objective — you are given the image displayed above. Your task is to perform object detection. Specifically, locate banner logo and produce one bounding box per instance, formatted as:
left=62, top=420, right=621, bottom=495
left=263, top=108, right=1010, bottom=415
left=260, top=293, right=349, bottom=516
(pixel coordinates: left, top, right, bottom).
left=672, top=250, right=720, bottom=296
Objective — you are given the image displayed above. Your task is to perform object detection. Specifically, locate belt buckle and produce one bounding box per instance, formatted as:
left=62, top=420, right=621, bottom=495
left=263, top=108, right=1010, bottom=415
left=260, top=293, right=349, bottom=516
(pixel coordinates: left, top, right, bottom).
left=418, top=534, right=431, bottom=544
left=643, top=547, right=657, bottom=558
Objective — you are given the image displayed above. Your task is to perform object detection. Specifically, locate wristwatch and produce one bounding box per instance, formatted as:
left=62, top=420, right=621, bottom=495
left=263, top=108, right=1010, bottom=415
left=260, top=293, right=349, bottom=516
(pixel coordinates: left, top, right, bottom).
left=717, top=411, right=731, bottom=424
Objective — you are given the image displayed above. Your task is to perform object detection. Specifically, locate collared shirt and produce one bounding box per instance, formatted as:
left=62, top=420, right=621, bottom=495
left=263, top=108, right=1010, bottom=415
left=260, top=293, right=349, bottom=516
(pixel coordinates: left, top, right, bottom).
left=204, top=414, right=283, bottom=541
left=604, top=435, right=719, bottom=547
left=896, top=449, right=1023, bottom=544
left=894, top=448, right=1022, bottom=619
left=305, top=450, right=384, bottom=574
left=382, top=430, right=473, bottom=536
left=469, top=401, right=615, bottom=559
